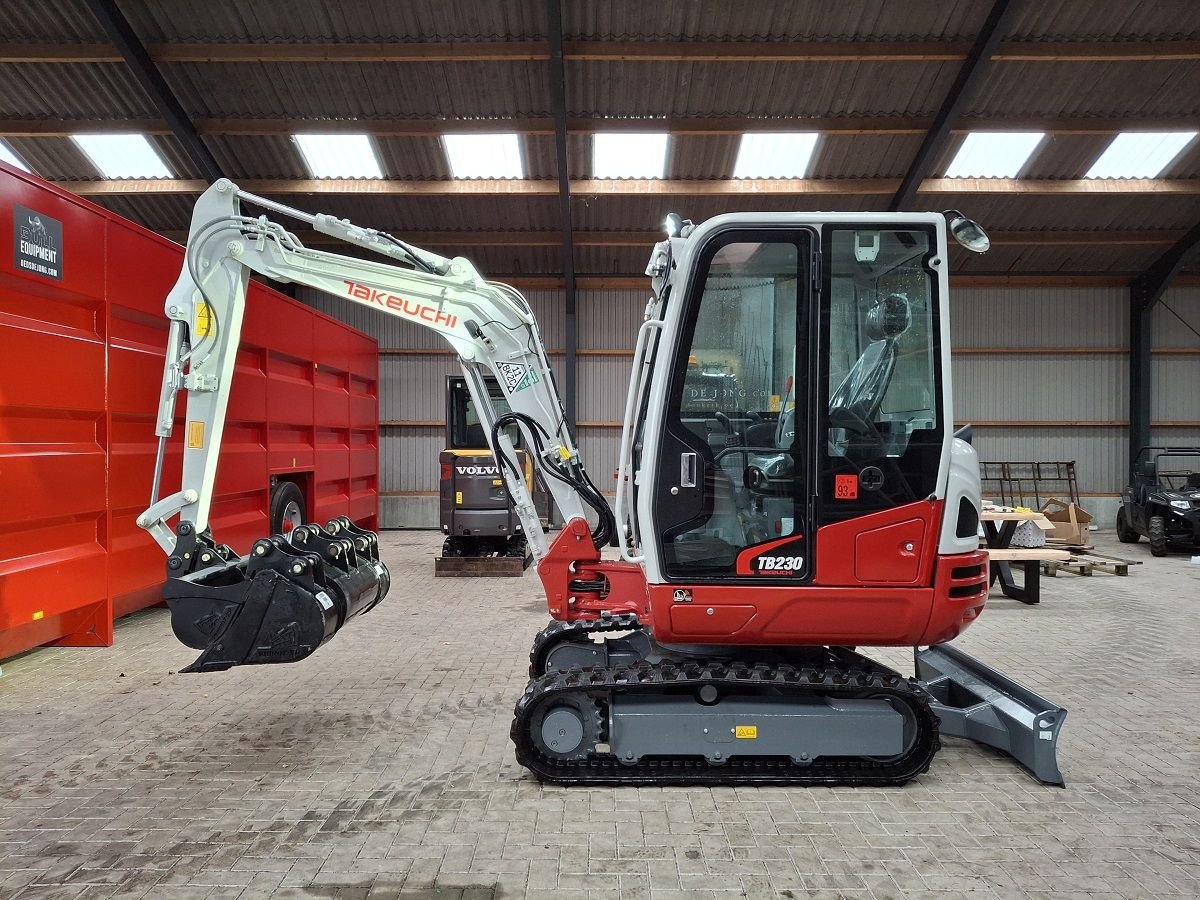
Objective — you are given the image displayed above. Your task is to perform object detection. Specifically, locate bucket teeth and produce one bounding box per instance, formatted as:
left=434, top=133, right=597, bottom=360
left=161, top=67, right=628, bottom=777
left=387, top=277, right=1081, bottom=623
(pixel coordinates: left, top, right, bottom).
left=163, top=518, right=389, bottom=672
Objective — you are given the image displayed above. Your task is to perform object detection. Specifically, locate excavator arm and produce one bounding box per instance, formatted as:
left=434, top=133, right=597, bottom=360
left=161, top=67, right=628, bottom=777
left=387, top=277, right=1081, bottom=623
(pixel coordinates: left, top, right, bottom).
left=139, top=179, right=618, bottom=672
left=140, top=179, right=608, bottom=559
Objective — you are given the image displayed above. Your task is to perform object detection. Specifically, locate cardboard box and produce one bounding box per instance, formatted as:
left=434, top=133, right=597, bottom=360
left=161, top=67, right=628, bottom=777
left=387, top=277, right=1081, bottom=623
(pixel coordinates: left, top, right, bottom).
left=1040, top=498, right=1094, bottom=545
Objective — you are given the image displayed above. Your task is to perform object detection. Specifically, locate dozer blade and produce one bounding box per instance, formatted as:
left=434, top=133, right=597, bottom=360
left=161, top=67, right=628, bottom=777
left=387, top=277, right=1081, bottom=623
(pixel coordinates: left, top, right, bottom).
left=915, top=642, right=1066, bottom=785
left=164, top=517, right=390, bottom=673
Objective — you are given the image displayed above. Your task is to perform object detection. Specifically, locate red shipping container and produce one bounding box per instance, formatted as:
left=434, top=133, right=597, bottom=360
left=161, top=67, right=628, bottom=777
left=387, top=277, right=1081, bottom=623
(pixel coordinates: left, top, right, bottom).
left=0, top=163, right=380, bottom=660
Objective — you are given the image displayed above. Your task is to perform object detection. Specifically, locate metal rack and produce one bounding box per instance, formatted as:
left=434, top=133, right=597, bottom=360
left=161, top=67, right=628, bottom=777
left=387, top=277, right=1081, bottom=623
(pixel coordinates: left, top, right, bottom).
left=979, top=461, right=1079, bottom=508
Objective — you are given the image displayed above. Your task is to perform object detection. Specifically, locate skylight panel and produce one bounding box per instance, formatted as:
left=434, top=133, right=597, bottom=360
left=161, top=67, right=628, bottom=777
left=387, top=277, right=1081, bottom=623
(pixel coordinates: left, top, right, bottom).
left=0, top=139, right=31, bottom=172
left=72, top=133, right=171, bottom=179
left=944, top=132, right=1045, bottom=178
left=732, top=132, right=819, bottom=179
left=294, top=133, right=383, bottom=179
left=592, top=133, right=669, bottom=179
left=1084, top=132, right=1198, bottom=179
left=442, top=133, right=523, bottom=179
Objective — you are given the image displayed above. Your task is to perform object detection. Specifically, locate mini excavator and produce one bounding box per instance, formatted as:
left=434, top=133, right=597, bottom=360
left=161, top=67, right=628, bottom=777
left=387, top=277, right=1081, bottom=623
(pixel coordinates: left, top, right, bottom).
left=140, top=181, right=1067, bottom=786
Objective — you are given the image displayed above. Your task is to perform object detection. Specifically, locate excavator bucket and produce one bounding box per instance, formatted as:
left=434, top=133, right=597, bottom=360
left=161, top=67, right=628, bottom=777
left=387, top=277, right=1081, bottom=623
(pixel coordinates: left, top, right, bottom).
left=164, top=517, right=390, bottom=673
left=915, top=642, right=1066, bottom=785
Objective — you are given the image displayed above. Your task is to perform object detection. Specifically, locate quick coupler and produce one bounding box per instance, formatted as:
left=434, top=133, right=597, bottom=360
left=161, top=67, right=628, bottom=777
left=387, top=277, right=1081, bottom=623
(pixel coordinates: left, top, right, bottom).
left=162, top=517, right=390, bottom=672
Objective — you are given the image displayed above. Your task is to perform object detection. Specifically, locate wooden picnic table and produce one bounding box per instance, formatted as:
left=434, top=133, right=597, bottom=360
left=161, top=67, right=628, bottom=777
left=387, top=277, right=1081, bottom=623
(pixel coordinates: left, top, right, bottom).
left=979, top=507, right=1068, bottom=604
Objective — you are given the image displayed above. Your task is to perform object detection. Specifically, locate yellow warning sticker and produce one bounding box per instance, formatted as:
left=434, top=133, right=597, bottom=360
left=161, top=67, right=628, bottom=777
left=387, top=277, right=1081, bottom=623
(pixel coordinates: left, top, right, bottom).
left=735, top=725, right=757, bottom=739
left=492, top=479, right=503, bottom=486
left=769, top=394, right=781, bottom=412
left=195, top=302, right=213, bottom=337
left=187, top=420, right=205, bottom=449
left=32, top=610, right=44, bottom=621
left=455, top=491, right=463, bottom=505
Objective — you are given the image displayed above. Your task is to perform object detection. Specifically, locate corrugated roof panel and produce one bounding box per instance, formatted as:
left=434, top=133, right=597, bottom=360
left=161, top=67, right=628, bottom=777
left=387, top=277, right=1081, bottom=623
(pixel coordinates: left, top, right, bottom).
left=570, top=193, right=881, bottom=231
left=521, top=133, right=563, bottom=181
left=434, top=244, right=558, bottom=275
left=1006, top=2, right=1200, bottom=40
left=0, top=63, right=154, bottom=119
left=0, top=0, right=107, bottom=41
left=1002, top=134, right=1114, bottom=180
left=564, top=0, right=984, bottom=41
left=968, top=61, right=1200, bottom=118
left=930, top=133, right=1118, bottom=180
left=915, top=193, right=1200, bottom=232
left=373, top=135, right=452, bottom=180
left=246, top=193, right=563, bottom=232
left=206, top=134, right=477, bottom=181
left=808, top=134, right=922, bottom=178
left=121, top=0, right=546, bottom=42
left=162, top=61, right=552, bottom=119
left=1156, top=139, right=1200, bottom=179
left=2, top=136, right=94, bottom=181
left=3, top=134, right=201, bottom=182
left=566, top=133, right=594, bottom=179
left=948, top=242, right=1162, bottom=274
left=668, top=135, right=740, bottom=179
left=203, top=134, right=310, bottom=179
left=565, top=60, right=960, bottom=118
left=145, top=134, right=205, bottom=180
left=90, top=194, right=199, bottom=233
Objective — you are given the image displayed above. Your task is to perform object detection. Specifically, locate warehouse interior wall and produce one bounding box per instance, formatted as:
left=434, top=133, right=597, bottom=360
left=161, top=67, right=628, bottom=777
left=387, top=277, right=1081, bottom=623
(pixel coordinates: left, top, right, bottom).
left=300, top=284, right=1200, bottom=529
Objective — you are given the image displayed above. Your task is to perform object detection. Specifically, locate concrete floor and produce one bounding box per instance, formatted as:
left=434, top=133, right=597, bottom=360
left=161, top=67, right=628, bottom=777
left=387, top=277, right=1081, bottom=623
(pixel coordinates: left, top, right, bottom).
left=1, top=530, right=1198, bottom=900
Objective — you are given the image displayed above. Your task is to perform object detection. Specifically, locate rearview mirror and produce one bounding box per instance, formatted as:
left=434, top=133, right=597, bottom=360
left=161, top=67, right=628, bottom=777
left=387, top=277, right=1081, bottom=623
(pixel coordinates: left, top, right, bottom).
left=945, top=210, right=991, bottom=253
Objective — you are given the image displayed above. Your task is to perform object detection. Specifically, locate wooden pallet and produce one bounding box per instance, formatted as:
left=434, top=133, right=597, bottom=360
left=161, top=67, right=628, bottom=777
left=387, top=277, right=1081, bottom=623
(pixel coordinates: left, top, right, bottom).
left=434, top=554, right=532, bottom=577
left=1041, top=551, right=1142, bottom=577
left=1046, top=538, right=1094, bottom=552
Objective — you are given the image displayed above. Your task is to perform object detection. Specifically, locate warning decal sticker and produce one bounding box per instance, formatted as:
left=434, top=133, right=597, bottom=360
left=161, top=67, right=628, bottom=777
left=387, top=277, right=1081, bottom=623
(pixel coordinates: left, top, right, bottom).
left=496, top=361, right=541, bottom=393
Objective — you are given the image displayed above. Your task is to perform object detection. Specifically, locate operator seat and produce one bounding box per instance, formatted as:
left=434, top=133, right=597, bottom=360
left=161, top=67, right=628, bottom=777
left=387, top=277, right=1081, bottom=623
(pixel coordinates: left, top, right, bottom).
left=463, top=422, right=488, bottom=449
left=829, top=293, right=912, bottom=424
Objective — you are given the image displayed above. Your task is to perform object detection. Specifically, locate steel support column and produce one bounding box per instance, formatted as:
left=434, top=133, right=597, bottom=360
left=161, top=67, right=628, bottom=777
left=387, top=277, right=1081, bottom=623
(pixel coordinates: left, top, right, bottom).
left=1128, top=288, right=1154, bottom=476
left=546, top=0, right=577, bottom=429
left=82, top=0, right=223, bottom=182
left=1127, top=219, right=1200, bottom=474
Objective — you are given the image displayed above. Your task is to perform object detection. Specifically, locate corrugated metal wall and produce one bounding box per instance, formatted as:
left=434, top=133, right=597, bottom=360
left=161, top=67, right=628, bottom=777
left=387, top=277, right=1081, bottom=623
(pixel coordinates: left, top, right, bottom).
left=302, top=283, right=1200, bottom=527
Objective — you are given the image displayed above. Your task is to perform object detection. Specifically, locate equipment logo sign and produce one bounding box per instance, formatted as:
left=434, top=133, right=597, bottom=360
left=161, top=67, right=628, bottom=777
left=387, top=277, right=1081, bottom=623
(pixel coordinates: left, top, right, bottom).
left=14, top=205, right=63, bottom=281
left=496, top=361, right=540, bottom=393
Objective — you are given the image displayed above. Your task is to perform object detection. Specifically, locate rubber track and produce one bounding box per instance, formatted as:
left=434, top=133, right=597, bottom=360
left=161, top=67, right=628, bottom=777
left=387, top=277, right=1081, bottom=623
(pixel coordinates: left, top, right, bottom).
left=511, top=658, right=941, bottom=787
left=527, top=614, right=643, bottom=678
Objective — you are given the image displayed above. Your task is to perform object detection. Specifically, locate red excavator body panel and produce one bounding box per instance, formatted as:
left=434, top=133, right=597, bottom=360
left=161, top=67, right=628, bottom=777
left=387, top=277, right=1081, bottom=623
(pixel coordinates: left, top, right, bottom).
left=540, top=501, right=988, bottom=647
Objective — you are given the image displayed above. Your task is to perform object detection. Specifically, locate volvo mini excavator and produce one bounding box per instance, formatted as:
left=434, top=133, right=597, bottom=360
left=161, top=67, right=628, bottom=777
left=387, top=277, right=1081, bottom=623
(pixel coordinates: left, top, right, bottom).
left=139, top=181, right=1067, bottom=786
left=436, top=374, right=535, bottom=576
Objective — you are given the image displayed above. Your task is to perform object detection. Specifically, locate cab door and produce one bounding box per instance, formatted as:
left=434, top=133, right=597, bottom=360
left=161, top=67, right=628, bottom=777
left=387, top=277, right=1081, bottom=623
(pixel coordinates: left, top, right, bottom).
left=650, top=229, right=815, bottom=583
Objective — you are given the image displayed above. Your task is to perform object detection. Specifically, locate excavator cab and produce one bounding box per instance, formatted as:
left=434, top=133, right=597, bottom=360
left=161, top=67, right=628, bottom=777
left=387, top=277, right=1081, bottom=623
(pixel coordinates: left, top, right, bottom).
left=636, top=222, right=956, bottom=625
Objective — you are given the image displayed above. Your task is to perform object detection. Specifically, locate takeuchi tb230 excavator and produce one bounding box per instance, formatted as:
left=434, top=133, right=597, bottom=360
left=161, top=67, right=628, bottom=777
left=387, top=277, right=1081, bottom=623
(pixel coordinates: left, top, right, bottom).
left=139, top=180, right=1067, bottom=787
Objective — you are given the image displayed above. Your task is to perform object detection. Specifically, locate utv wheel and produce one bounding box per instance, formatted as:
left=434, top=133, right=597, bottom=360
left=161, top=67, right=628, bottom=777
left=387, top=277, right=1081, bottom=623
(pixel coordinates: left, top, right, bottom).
left=1115, top=507, right=1140, bottom=543
left=269, top=481, right=305, bottom=535
left=1148, top=515, right=1168, bottom=557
